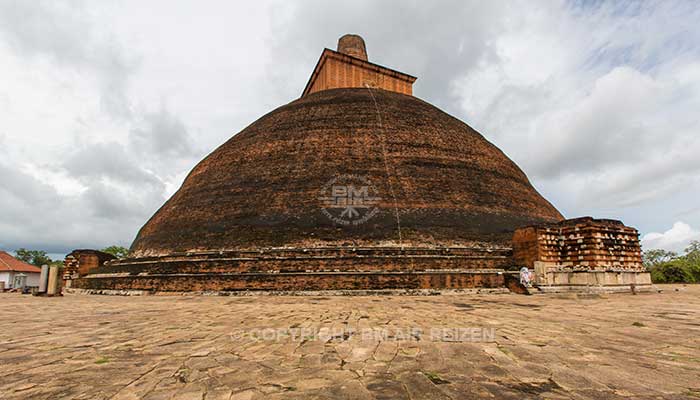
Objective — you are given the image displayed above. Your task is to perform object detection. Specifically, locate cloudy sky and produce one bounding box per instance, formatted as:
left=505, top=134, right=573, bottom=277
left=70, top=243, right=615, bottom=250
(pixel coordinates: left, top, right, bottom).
left=1, top=0, right=699, bottom=257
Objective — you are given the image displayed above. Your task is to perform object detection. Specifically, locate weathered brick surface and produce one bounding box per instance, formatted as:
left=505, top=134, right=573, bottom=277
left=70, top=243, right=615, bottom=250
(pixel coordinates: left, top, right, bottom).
left=73, top=247, right=511, bottom=292
left=73, top=271, right=505, bottom=292
left=303, top=34, right=415, bottom=96
left=513, top=217, right=643, bottom=271
left=63, top=249, right=116, bottom=279
left=98, top=247, right=512, bottom=275
left=304, top=52, right=415, bottom=96
left=337, top=34, right=368, bottom=60
left=131, top=88, right=562, bottom=258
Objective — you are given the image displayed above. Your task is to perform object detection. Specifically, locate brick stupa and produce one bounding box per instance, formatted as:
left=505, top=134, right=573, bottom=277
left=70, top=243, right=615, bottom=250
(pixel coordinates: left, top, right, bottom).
left=71, top=35, right=649, bottom=294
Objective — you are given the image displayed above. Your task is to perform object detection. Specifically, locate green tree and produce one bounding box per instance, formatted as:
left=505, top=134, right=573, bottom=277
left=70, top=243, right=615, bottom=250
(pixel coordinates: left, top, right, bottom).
left=683, top=240, right=700, bottom=282
left=100, top=245, right=129, bottom=259
left=684, top=240, right=700, bottom=263
left=642, top=249, right=677, bottom=268
left=647, top=241, right=700, bottom=284
left=14, top=248, right=53, bottom=266
left=649, top=260, right=694, bottom=283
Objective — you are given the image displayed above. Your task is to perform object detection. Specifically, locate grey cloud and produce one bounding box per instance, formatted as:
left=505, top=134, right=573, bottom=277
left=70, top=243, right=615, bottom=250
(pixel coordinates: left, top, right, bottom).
left=412, top=2, right=700, bottom=234
left=267, top=0, right=508, bottom=113
left=129, top=107, right=199, bottom=161
left=0, top=0, right=134, bottom=119
left=0, top=164, right=56, bottom=226
left=62, top=143, right=162, bottom=186
left=0, top=1, right=201, bottom=253
left=0, top=158, right=162, bottom=251
left=81, top=179, right=164, bottom=221
left=0, top=163, right=117, bottom=251
left=516, top=62, right=700, bottom=210
left=528, top=67, right=664, bottom=177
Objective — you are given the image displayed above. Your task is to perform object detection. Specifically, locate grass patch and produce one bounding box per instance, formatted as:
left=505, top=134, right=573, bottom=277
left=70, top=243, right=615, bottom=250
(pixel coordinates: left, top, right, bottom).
left=94, top=357, right=110, bottom=365
left=423, top=371, right=450, bottom=385
left=174, top=367, right=190, bottom=383
left=632, top=322, right=646, bottom=327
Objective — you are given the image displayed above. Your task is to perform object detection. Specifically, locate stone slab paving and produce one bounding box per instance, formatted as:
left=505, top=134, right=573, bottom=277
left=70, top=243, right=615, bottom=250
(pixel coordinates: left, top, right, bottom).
left=1, top=285, right=699, bottom=399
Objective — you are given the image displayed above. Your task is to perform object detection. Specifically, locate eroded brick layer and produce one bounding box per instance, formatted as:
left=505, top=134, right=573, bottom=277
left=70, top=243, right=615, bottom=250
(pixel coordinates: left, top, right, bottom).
left=73, top=246, right=512, bottom=292
left=98, top=247, right=511, bottom=274
left=63, top=250, right=116, bottom=279
left=513, top=217, right=643, bottom=271
left=73, top=271, right=505, bottom=292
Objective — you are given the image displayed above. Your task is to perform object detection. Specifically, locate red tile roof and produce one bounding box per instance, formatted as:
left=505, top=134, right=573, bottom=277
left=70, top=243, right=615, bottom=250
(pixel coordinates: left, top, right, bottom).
left=0, top=251, right=42, bottom=273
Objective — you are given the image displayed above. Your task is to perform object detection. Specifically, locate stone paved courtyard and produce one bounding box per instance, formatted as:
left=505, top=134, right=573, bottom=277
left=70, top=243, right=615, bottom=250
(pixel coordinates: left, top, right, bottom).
left=1, top=285, right=699, bottom=399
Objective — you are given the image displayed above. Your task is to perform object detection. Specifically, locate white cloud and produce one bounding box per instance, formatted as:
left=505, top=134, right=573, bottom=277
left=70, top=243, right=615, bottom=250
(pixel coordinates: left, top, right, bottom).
left=0, top=0, right=207, bottom=251
left=642, top=222, right=700, bottom=253
left=445, top=1, right=700, bottom=232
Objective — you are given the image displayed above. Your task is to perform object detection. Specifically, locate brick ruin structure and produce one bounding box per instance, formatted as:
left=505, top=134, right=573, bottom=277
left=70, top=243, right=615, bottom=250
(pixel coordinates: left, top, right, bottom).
left=63, top=250, right=116, bottom=287
left=71, top=35, right=649, bottom=294
left=513, top=218, right=650, bottom=291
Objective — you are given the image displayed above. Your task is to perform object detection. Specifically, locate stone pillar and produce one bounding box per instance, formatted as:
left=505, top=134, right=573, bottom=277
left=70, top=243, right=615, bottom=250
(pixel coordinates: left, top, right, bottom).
left=47, top=266, right=60, bottom=296
left=533, top=261, right=549, bottom=285
left=39, top=265, right=49, bottom=293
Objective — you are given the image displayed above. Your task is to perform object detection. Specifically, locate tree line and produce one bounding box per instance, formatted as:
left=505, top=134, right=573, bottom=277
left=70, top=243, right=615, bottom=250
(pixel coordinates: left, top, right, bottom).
left=643, top=241, right=700, bottom=283
left=13, top=246, right=129, bottom=266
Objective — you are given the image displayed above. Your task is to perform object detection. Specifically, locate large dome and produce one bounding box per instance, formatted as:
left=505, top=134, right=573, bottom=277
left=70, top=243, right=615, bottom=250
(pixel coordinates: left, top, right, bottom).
left=74, top=35, right=564, bottom=294
left=131, top=88, right=562, bottom=257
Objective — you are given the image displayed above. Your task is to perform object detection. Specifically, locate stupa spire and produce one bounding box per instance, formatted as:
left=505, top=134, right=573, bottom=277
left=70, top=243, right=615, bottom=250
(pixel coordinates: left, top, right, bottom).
left=302, top=33, right=416, bottom=97
left=337, top=34, right=368, bottom=61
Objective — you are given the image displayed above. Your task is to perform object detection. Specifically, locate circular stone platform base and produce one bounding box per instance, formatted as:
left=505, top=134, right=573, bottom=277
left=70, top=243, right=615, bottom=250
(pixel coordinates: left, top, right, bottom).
left=72, top=247, right=520, bottom=294
left=64, top=287, right=512, bottom=296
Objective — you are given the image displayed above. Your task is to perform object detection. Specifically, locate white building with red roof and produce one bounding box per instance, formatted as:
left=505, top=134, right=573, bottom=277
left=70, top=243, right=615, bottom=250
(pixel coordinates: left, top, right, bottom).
left=0, top=251, right=42, bottom=290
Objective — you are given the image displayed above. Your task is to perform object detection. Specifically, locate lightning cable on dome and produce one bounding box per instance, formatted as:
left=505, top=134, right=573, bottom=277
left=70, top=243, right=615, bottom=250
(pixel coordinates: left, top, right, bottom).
left=364, top=84, right=403, bottom=245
